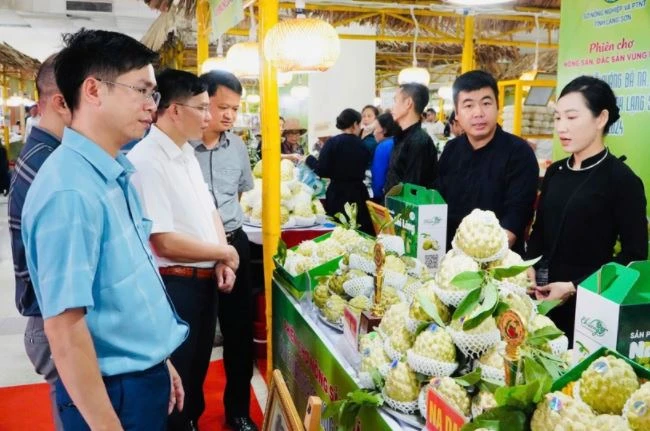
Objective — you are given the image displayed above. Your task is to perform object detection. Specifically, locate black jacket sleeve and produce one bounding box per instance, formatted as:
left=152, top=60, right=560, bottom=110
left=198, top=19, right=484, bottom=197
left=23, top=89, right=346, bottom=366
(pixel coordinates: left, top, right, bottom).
left=401, top=132, right=438, bottom=189
left=612, top=161, right=648, bottom=265
left=305, top=137, right=334, bottom=178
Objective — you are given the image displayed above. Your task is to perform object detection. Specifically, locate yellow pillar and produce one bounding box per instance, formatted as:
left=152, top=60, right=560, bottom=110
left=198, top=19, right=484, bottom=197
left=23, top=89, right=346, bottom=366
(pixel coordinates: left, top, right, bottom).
left=196, top=0, right=210, bottom=75
left=2, top=73, right=8, bottom=152
left=513, top=81, right=523, bottom=136
left=18, top=76, right=25, bottom=136
left=461, top=15, right=475, bottom=73
left=438, top=98, right=445, bottom=122
left=258, top=0, right=280, bottom=380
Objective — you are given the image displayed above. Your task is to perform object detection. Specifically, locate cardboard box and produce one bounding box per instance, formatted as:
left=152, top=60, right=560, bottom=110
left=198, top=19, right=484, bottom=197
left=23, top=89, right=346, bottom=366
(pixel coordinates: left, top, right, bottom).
left=573, top=261, right=650, bottom=367
left=385, top=183, right=447, bottom=272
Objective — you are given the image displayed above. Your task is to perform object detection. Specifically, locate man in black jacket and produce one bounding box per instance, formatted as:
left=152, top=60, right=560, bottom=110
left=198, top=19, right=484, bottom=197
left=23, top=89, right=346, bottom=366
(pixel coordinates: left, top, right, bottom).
left=384, top=83, right=438, bottom=194
left=0, top=143, right=8, bottom=195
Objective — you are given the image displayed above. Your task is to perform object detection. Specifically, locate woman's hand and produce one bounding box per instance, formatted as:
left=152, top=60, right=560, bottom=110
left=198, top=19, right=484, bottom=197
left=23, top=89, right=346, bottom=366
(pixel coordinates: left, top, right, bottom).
left=534, top=281, right=576, bottom=302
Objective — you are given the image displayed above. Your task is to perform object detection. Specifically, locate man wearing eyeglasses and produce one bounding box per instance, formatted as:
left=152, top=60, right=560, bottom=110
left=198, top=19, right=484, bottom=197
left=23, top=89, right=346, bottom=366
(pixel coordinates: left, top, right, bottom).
left=128, top=68, right=239, bottom=431
left=193, top=71, right=256, bottom=431
left=20, top=29, right=188, bottom=430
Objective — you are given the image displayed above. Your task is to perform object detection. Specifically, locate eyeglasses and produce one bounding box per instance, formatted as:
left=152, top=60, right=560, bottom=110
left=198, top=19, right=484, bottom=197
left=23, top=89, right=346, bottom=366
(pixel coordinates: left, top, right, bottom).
left=97, top=78, right=161, bottom=106
left=174, top=103, right=211, bottom=115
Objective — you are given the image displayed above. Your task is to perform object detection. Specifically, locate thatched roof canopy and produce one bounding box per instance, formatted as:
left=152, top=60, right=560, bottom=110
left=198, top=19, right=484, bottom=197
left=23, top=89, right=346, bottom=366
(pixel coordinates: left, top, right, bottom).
left=0, top=42, right=41, bottom=77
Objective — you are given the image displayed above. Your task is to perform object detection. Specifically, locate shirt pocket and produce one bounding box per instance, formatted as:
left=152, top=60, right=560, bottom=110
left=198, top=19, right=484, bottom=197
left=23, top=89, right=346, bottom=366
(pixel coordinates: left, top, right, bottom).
left=214, top=168, right=240, bottom=196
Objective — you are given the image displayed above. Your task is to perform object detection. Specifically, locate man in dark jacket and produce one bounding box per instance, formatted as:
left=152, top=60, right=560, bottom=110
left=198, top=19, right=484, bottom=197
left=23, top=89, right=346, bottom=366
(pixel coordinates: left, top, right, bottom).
left=0, top=143, right=8, bottom=195
left=384, top=83, right=438, bottom=194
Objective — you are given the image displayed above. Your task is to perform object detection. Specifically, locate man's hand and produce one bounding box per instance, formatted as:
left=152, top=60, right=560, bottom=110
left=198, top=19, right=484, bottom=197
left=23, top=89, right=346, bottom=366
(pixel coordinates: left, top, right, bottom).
left=215, top=263, right=236, bottom=293
left=223, top=245, right=240, bottom=271
left=166, top=360, right=184, bottom=414
left=505, top=229, right=516, bottom=248
left=534, top=281, right=576, bottom=302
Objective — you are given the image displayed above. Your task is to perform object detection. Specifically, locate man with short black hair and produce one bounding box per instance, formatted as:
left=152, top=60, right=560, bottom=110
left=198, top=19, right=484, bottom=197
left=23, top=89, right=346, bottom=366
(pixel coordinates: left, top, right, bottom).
left=128, top=68, right=240, bottom=431
left=384, top=82, right=439, bottom=193
left=21, top=29, right=187, bottom=429
left=194, top=70, right=257, bottom=431
left=436, top=70, right=538, bottom=254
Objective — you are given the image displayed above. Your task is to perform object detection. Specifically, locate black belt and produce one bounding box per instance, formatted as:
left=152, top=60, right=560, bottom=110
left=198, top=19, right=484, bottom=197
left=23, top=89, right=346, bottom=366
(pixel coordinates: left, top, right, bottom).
left=225, top=227, right=242, bottom=244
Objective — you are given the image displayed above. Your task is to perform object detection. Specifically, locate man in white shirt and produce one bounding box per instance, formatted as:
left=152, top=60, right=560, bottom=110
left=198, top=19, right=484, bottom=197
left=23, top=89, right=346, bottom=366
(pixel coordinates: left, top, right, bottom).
left=128, top=68, right=239, bottom=431
left=24, top=104, right=41, bottom=142
left=422, top=107, right=445, bottom=139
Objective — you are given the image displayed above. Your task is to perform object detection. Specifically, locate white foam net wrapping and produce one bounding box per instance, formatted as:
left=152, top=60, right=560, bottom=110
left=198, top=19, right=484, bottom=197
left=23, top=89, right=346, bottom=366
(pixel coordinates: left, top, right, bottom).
left=249, top=216, right=262, bottom=226
left=315, top=214, right=327, bottom=224
left=349, top=253, right=376, bottom=274
left=338, top=260, right=348, bottom=272
left=476, top=363, right=506, bottom=384
left=452, top=236, right=508, bottom=264
left=294, top=215, right=317, bottom=227
left=384, top=270, right=408, bottom=290
left=382, top=390, right=419, bottom=415
left=378, top=234, right=405, bottom=256
left=431, top=283, right=470, bottom=308
left=405, top=317, right=426, bottom=334
left=448, top=328, right=501, bottom=358
left=357, top=372, right=375, bottom=389
left=342, top=276, right=374, bottom=297
left=402, top=281, right=422, bottom=302
left=497, top=280, right=529, bottom=297
left=406, top=258, right=428, bottom=278
left=418, top=386, right=429, bottom=419
left=407, top=350, right=458, bottom=377
left=384, top=336, right=405, bottom=361
left=282, top=217, right=297, bottom=229
left=549, top=335, right=569, bottom=356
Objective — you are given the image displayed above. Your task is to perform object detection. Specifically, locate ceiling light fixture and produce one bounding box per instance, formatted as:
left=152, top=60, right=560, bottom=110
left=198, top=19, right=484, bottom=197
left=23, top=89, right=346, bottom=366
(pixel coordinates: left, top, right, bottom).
left=226, top=6, right=260, bottom=79
left=397, top=7, right=430, bottom=86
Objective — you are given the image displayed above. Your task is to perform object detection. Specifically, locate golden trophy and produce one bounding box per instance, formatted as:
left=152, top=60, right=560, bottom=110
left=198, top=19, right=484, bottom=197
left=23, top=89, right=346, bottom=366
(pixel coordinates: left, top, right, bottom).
left=497, top=310, right=526, bottom=386
left=359, top=241, right=386, bottom=337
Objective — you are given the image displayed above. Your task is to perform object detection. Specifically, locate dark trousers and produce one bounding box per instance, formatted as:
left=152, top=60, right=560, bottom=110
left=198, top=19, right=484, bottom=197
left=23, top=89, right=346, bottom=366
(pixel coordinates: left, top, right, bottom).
left=164, top=274, right=217, bottom=430
left=221, top=228, right=254, bottom=419
left=55, top=362, right=170, bottom=430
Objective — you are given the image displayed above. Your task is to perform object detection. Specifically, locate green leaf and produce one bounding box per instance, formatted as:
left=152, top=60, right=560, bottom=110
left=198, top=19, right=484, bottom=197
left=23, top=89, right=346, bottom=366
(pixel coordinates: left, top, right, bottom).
left=463, top=282, right=499, bottom=330
left=414, top=321, right=434, bottom=336
left=274, top=239, right=288, bottom=265
left=494, top=300, right=511, bottom=317
left=452, top=287, right=482, bottom=321
left=454, top=367, right=482, bottom=387
left=479, top=378, right=504, bottom=394
left=451, top=271, right=485, bottom=290
left=416, top=291, right=446, bottom=327
left=491, top=257, right=541, bottom=280
left=462, top=406, right=528, bottom=431
left=370, top=369, right=385, bottom=390
left=322, top=390, right=382, bottom=431
left=494, top=376, right=552, bottom=410
left=526, top=326, right=564, bottom=346
left=536, top=299, right=562, bottom=316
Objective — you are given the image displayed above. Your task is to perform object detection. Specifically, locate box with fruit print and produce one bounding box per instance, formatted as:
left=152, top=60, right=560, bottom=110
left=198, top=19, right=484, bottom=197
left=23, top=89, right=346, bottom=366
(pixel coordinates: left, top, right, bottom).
left=385, top=183, right=447, bottom=272
left=573, top=260, right=650, bottom=368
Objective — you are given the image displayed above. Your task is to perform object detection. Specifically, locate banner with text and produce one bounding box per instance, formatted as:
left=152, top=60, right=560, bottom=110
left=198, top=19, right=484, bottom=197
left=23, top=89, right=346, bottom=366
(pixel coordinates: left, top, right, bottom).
left=556, top=0, right=650, bottom=213
left=209, top=0, right=244, bottom=40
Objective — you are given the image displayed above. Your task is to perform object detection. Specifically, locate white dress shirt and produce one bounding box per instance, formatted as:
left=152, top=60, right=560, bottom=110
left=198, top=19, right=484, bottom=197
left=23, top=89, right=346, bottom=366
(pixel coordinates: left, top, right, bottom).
left=128, top=125, right=220, bottom=268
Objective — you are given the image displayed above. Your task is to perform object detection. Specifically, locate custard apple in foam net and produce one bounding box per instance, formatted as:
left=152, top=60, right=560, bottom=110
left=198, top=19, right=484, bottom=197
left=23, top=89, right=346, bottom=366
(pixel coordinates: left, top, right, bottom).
left=348, top=295, right=371, bottom=313
left=280, top=159, right=295, bottom=181
left=359, top=331, right=382, bottom=352
left=624, top=381, right=650, bottom=430
left=531, top=391, right=596, bottom=431
left=331, top=227, right=359, bottom=244
left=412, top=324, right=456, bottom=363
left=313, top=283, right=331, bottom=309
left=579, top=355, right=639, bottom=414
left=293, top=200, right=314, bottom=218
left=450, top=314, right=498, bottom=336
left=312, top=199, right=325, bottom=216
left=431, top=377, right=471, bottom=417
left=379, top=286, right=403, bottom=309
left=385, top=361, right=420, bottom=402
left=389, top=325, right=415, bottom=354
left=323, top=294, right=346, bottom=323
left=280, top=206, right=290, bottom=225
left=478, top=345, right=505, bottom=369
left=280, top=182, right=292, bottom=200
left=591, top=414, right=632, bottom=431
left=251, top=201, right=263, bottom=220
left=252, top=160, right=262, bottom=178
left=472, top=390, right=498, bottom=417
left=378, top=303, right=409, bottom=338
left=296, top=240, right=317, bottom=257
left=500, top=291, right=534, bottom=324
left=385, top=255, right=407, bottom=274
left=453, top=209, right=507, bottom=259
left=316, top=238, right=345, bottom=261
left=436, top=250, right=480, bottom=291
left=528, top=314, right=561, bottom=352
left=360, top=341, right=391, bottom=373
left=409, top=286, right=450, bottom=323
left=489, top=250, right=531, bottom=288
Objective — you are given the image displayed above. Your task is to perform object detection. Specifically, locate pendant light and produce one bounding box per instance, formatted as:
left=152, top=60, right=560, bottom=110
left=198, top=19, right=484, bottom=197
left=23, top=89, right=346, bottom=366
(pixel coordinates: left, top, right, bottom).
left=201, top=37, right=231, bottom=74
left=264, top=0, right=340, bottom=72
left=227, top=6, right=260, bottom=79
left=398, top=7, right=430, bottom=86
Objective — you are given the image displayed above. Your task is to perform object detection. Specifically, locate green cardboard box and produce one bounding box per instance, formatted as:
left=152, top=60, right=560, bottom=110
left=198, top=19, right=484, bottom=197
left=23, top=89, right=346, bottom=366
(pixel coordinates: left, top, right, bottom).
left=385, top=183, right=447, bottom=271
left=573, top=261, right=650, bottom=368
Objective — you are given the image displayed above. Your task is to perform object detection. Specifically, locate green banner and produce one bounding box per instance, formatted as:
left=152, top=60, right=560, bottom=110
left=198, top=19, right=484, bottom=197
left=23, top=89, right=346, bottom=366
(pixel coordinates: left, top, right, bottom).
left=272, top=280, right=391, bottom=430
left=209, top=0, right=244, bottom=39
left=556, top=0, right=650, bottom=213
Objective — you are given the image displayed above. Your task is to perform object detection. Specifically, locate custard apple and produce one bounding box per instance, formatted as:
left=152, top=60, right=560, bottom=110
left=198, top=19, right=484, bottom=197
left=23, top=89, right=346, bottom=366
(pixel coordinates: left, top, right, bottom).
left=531, top=391, right=596, bottom=431
left=385, top=255, right=407, bottom=274
left=450, top=315, right=498, bottom=335
left=409, top=287, right=450, bottom=323
left=323, top=295, right=346, bottom=324
left=313, top=283, right=330, bottom=309
left=384, top=361, right=420, bottom=402
left=296, top=240, right=317, bottom=257
left=293, top=200, right=314, bottom=218
left=436, top=250, right=480, bottom=291
left=280, top=159, right=295, bottom=181
left=453, top=209, right=507, bottom=260
left=430, top=377, right=471, bottom=417
left=478, top=345, right=505, bottom=370
left=312, top=199, right=325, bottom=216
left=625, top=381, right=650, bottom=430
left=251, top=201, right=263, bottom=220
left=378, top=286, right=402, bottom=309
left=348, top=295, right=371, bottom=313
left=500, top=291, right=534, bottom=324
left=591, top=414, right=631, bottom=431
left=528, top=314, right=562, bottom=353
left=401, top=255, right=430, bottom=279
left=389, top=325, right=415, bottom=355
left=316, top=238, right=345, bottom=261
left=378, top=302, right=409, bottom=338
left=280, top=182, right=292, bottom=200
left=359, top=331, right=382, bottom=353
left=579, top=355, right=639, bottom=414
left=252, top=160, right=263, bottom=178
left=472, top=390, right=498, bottom=417
left=360, top=341, right=391, bottom=373
left=412, top=324, right=456, bottom=363
left=280, top=206, right=290, bottom=225
left=489, top=250, right=531, bottom=288
left=327, top=272, right=348, bottom=296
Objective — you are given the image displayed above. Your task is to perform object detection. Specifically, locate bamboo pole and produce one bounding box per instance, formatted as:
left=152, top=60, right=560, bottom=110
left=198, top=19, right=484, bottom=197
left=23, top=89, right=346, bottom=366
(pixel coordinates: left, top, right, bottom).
left=258, top=0, right=280, bottom=381
left=196, top=0, right=210, bottom=75
left=461, top=15, right=475, bottom=73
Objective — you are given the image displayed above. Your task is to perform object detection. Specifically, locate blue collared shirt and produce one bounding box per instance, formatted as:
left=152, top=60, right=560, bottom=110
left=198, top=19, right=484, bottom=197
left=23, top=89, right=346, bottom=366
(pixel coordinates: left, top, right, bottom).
left=9, top=126, right=61, bottom=316
left=22, top=127, right=188, bottom=376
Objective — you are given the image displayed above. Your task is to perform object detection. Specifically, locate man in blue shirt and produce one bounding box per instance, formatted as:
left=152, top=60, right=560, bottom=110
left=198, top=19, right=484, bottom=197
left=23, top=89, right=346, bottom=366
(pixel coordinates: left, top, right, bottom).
left=9, top=53, right=70, bottom=431
left=21, top=29, right=188, bottom=430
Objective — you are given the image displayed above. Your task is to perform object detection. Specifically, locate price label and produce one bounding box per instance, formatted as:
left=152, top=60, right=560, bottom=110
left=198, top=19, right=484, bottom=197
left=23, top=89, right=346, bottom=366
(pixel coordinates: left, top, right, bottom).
left=343, top=306, right=361, bottom=351
left=426, top=387, right=467, bottom=431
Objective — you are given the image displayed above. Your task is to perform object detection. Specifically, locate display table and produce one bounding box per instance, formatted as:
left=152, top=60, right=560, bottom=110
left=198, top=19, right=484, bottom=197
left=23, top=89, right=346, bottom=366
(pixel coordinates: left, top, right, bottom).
left=272, top=278, right=421, bottom=430
left=243, top=223, right=334, bottom=247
